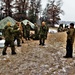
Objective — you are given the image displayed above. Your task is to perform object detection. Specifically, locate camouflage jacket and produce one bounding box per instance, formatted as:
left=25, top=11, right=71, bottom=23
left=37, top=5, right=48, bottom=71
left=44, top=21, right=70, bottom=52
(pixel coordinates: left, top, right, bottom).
left=39, top=25, right=48, bottom=36
left=3, top=26, right=15, bottom=40
left=67, top=28, right=75, bottom=44
left=13, top=24, right=18, bottom=30
left=34, top=25, right=38, bottom=34
left=25, top=24, right=31, bottom=32
left=13, top=24, right=21, bottom=37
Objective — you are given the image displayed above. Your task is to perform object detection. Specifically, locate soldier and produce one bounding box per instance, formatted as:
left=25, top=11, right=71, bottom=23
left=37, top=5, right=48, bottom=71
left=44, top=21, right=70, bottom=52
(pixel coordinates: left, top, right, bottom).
left=13, top=22, right=21, bottom=47
left=21, top=22, right=25, bottom=38
left=2, top=22, right=17, bottom=55
left=18, top=22, right=24, bottom=43
left=34, top=23, right=39, bottom=40
left=39, top=22, right=48, bottom=46
left=25, top=22, right=31, bottom=40
left=58, top=24, right=63, bottom=32
left=63, top=23, right=75, bottom=58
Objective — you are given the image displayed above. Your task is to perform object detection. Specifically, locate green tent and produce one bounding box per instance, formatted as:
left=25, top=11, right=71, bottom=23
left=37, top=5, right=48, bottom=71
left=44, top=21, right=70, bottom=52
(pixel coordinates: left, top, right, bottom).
left=22, top=19, right=35, bottom=29
left=0, top=16, right=16, bottom=30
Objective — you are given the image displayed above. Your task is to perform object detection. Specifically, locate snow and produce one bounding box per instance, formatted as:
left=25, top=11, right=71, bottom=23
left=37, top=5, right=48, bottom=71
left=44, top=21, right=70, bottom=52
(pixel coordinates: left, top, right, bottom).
left=0, top=40, right=5, bottom=47
left=0, top=29, right=75, bottom=75
left=0, top=40, right=17, bottom=48
left=49, top=28, right=57, bottom=33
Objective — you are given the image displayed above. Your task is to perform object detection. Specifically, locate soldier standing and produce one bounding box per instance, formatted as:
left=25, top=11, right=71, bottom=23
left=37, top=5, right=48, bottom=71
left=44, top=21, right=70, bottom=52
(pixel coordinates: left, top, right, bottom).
left=39, top=22, right=48, bottom=46
left=21, top=22, right=25, bottom=39
left=63, top=23, right=75, bottom=58
left=13, top=22, right=21, bottom=47
left=2, top=22, right=17, bottom=55
left=25, top=22, right=31, bottom=40
left=18, top=22, right=24, bottom=43
left=58, top=24, right=63, bottom=32
left=34, top=23, right=39, bottom=40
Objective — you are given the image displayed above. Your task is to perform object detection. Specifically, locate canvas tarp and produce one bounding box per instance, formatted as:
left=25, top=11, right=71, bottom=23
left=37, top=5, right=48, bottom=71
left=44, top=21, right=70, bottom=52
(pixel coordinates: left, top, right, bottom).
left=22, top=19, right=35, bottom=29
left=0, top=16, right=16, bottom=29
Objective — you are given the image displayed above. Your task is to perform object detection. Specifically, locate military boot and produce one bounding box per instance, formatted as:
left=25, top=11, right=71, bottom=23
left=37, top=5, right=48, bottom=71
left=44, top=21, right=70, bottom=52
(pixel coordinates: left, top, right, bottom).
left=11, top=47, right=16, bottom=55
left=17, top=39, right=21, bottom=47
left=39, top=39, right=42, bottom=45
left=42, top=39, right=45, bottom=46
left=22, top=40, right=24, bottom=43
left=2, top=51, right=7, bottom=55
left=2, top=47, right=7, bottom=55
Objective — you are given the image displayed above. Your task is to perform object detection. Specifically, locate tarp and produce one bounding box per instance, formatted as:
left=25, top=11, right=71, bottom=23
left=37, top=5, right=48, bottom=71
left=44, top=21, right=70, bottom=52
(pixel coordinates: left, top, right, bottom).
left=0, top=16, right=16, bottom=29
left=22, top=19, right=35, bottom=29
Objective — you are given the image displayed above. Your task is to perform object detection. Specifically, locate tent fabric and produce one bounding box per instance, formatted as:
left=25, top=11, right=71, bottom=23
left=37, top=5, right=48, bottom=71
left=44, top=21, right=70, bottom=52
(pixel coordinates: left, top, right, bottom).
left=0, top=16, right=16, bottom=29
left=22, top=19, right=35, bottom=29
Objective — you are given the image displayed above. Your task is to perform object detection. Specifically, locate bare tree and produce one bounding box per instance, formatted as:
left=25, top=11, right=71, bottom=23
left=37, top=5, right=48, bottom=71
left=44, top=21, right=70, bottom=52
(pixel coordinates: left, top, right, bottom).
left=28, top=0, right=41, bottom=23
left=43, top=0, right=64, bottom=27
left=0, top=0, right=4, bottom=19
left=1, top=0, right=41, bottom=21
left=12, top=0, right=29, bottom=21
left=2, top=0, right=15, bottom=17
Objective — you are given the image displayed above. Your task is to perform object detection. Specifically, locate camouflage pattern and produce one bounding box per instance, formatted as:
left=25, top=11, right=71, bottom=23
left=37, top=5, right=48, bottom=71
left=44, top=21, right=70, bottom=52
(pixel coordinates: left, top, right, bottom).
left=34, top=23, right=38, bottom=35
left=67, top=28, right=75, bottom=44
left=2, top=25, right=17, bottom=55
left=39, top=23, right=48, bottom=45
left=64, top=23, right=75, bottom=58
left=25, top=22, right=31, bottom=40
left=13, top=23, right=21, bottom=46
left=39, top=25, right=48, bottom=39
left=33, top=23, right=39, bottom=40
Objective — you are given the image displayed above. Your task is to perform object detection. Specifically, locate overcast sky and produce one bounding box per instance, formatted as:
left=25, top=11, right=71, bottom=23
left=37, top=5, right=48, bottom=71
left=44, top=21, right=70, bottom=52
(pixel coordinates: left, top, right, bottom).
left=41, top=0, right=75, bottom=21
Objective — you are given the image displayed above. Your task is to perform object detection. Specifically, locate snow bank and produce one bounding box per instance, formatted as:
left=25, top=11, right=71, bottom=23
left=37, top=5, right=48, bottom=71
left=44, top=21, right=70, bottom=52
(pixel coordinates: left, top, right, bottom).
left=49, top=29, right=57, bottom=33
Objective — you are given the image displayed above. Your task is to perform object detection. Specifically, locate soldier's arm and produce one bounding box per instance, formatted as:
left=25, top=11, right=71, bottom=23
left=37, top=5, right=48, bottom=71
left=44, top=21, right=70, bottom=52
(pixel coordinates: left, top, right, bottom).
left=10, top=28, right=20, bottom=34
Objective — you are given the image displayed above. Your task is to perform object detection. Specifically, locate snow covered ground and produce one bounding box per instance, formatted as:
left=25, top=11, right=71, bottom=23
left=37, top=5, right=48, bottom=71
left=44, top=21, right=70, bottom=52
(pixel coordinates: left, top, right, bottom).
left=0, top=31, right=75, bottom=75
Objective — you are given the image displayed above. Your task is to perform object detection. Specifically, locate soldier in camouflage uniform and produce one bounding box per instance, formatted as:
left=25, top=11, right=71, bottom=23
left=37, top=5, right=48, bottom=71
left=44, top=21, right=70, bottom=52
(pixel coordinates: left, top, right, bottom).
left=39, top=22, right=48, bottom=46
left=34, top=23, right=38, bottom=34
left=25, top=22, right=31, bottom=40
left=13, top=22, right=21, bottom=47
left=34, top=23, right=39, bottom=40
left=63, top=23, right=75, bottom=58
left=58, top=24, right=63, bottom=32
left=21, top=22, right=25, bottom=38
left=2, top=22, right=18, bottom=55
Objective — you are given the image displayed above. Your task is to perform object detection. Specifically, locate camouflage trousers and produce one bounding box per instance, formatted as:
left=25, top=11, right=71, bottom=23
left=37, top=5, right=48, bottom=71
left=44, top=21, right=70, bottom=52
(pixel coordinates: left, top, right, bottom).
left=2, top=39, right=16, bottom=55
